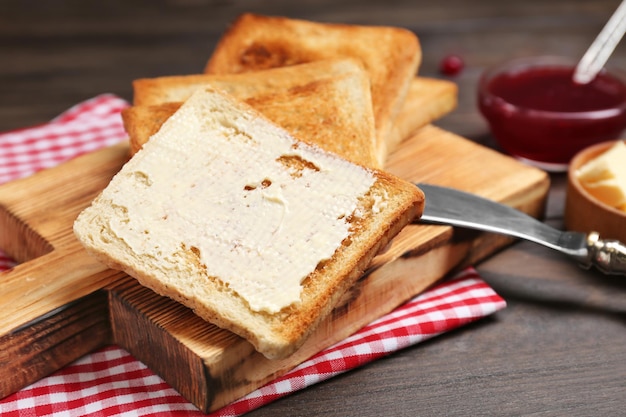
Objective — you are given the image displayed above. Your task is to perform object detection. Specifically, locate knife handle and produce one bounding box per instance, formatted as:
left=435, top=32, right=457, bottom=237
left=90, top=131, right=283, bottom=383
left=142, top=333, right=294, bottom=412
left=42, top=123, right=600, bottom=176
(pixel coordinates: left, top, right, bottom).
left=585, top=232, right=626, bottom=275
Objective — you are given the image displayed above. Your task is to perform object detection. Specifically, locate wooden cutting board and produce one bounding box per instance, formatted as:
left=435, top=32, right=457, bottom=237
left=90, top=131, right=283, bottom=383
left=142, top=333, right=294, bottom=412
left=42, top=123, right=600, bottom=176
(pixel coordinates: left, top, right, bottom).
left=0, top=125, right=549, bottom=412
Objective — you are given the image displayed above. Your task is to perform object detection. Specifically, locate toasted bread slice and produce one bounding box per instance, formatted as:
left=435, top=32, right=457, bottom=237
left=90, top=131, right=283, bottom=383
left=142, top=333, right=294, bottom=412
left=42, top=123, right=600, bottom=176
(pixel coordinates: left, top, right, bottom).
left=127, top=60, right=378, bottom=167
left=388, top=77, right=458, bottom=156
left=125, top=75, right=457, bottom=166
left=129, top=67, right=457, bottom=165
left=74, top=87, right=424, bottom=359
left=134, top=58, right=361, bottom=106
left=205, top=13, right=421, bottom=167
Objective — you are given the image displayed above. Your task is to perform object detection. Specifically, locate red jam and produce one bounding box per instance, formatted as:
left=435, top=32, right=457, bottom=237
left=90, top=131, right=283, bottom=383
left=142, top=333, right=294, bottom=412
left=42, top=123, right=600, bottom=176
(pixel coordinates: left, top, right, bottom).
left=478, top=58, right=626, bottom=170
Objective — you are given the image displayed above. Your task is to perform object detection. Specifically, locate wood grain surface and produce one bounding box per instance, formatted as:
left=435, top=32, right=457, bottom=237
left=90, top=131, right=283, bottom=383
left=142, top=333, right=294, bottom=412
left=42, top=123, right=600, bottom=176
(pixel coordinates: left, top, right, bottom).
left=2, top=0, right=626, bottom=415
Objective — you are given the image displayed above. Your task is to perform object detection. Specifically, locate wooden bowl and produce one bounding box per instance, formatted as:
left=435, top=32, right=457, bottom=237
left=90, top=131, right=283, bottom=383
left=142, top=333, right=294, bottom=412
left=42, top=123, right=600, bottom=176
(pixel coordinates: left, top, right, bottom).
left=565, top=140, right=626, bottom=242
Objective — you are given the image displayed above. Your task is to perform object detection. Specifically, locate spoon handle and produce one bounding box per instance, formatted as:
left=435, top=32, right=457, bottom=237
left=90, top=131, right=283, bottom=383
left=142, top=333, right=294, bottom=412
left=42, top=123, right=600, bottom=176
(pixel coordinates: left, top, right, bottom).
left=573, top=0, right=626, bottom=84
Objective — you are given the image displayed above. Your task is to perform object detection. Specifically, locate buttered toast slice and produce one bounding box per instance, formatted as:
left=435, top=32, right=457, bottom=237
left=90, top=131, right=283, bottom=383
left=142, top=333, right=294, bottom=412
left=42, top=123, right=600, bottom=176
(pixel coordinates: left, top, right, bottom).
left=205, top=13, right=421, bottom=167
left=125, top=60, right=379, bottom=167
left=74, top=87, right=424, bottom=360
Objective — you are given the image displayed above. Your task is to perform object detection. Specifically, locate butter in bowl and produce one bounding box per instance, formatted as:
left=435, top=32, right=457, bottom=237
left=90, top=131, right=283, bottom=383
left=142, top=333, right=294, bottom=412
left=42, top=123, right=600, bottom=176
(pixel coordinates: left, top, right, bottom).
left=565, top=140, right=626, bottom=243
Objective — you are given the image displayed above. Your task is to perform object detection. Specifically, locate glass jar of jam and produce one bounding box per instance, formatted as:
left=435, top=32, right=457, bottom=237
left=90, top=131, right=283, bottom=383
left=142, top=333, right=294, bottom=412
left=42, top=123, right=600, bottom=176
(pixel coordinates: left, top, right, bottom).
left=478, top=56, right=626, bottom=172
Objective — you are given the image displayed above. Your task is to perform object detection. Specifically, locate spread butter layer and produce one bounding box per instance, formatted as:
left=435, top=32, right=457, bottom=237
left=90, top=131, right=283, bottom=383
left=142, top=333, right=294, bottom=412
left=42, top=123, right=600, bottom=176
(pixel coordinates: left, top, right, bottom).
left=102, top=90, right=377, bottom=313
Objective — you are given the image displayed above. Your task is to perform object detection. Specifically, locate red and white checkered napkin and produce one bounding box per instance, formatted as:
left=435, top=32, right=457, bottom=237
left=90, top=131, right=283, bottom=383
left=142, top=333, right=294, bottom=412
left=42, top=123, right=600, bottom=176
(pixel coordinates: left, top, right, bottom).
left=0, top=95, right=507, bottom=416
left=0, top=94, right=128, bottom=271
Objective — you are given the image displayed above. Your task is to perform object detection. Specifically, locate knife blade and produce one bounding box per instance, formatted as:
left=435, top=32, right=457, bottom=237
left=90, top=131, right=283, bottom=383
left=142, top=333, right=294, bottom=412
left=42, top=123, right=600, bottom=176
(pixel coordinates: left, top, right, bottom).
left=415, top=183, right=626, bottom=276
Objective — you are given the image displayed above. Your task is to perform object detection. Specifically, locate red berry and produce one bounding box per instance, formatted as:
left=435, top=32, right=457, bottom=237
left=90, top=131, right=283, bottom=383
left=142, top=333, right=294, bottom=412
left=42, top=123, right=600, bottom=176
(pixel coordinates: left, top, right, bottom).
left=439, top=54, right=464, bottom=76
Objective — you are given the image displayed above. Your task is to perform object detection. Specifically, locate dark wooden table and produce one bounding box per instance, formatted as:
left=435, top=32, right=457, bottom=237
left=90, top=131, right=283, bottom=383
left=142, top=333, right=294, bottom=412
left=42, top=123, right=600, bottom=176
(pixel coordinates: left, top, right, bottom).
left=2, top=0, right=625, bottom=415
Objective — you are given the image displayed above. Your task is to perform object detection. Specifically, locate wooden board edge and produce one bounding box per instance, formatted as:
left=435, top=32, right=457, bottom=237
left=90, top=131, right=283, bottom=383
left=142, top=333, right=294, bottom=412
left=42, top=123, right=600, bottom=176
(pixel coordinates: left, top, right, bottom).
left=108, top=276, right=219, bottom=412
left=0, top=290, right=111, bottom=399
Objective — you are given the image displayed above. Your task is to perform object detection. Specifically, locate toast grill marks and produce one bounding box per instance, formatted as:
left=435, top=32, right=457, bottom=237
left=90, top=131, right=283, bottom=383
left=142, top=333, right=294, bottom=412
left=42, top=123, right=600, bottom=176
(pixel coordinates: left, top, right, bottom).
left=75, top=87, right=424, bottom=359
left=205, top=13, right=422, bottom=167
left=125, top=60, right=379, bottom=167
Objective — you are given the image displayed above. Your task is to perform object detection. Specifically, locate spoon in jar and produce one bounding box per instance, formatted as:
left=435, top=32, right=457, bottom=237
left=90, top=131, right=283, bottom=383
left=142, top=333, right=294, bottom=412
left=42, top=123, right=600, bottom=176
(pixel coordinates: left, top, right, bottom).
left=573, top=0, right=626, bottom=84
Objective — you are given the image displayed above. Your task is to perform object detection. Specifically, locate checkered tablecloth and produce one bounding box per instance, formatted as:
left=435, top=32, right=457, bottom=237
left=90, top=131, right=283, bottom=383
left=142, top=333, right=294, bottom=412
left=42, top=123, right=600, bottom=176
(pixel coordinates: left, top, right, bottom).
left=0, top=95, right=507, bottom=416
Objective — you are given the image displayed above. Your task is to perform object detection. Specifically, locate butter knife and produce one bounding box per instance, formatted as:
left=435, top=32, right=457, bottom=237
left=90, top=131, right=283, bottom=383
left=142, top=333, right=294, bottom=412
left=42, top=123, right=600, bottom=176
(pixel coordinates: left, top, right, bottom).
left=415, top=183, right=626, bottom=276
